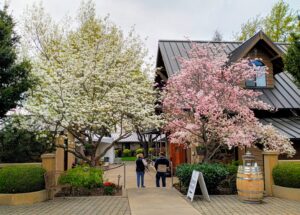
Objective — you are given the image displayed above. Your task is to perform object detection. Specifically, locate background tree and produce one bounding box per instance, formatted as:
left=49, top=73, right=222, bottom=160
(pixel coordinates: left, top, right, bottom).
left=21, top=1, right=162, bottom=166
left=264, top=0, right=298, bottom=42
left=235, top=16, right=263, bottom=41
left=0, top=117, right=53, bottom=163
left=235, top=0, right=298, bottom=42
left=163, top=44, right=295, bottom=162
left=212, top=30, right=223, bottom=42
left=0, top=5, right=31, bottom=118
left=284, top=32, right=300, bottom=86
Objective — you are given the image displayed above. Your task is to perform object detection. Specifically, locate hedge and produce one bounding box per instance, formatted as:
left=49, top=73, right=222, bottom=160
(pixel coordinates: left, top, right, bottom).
left=122, top=149, right=132, bottom=157
left=273, top=162, right=300, bottom=188
left=176, top=163, right=229, bottom=194
left=59, top=166, right=103, bottom=188
left=0, top=165, right=45, bottom=193
left=135, top=148, right=144, bottom=155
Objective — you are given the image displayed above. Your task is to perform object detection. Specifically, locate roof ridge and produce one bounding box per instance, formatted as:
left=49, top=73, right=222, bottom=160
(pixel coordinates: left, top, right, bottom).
left=158, top=39, right=242, bottom=43
left=158, top=39, right=290, bottom=45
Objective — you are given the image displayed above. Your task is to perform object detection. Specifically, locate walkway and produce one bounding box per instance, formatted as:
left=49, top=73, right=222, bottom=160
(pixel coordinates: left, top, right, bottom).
left=0, top=196, right=130, bottom=215
left=128, top=187, right=200, bottom=215
left=193, top=195, right=300, bottom=215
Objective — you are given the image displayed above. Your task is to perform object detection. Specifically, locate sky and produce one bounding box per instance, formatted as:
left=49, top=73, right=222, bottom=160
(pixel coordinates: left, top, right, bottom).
left=7, top=0, right=300, bottom=66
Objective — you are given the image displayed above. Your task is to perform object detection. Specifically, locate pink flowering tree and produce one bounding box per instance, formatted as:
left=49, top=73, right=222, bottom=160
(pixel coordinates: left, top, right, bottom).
left=163, top=44, right=295, bottom=162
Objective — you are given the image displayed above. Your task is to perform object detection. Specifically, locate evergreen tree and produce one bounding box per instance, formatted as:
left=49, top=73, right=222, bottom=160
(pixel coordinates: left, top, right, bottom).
left=0, top=5, right=31, bottom=118
left=284, top=33, right=300, bottom=86
left=212, top=30, right=223, bottom=42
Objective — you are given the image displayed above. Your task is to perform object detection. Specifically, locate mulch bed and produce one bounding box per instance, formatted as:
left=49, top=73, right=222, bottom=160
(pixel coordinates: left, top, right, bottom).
left=55, top=186, right=122, bottom=197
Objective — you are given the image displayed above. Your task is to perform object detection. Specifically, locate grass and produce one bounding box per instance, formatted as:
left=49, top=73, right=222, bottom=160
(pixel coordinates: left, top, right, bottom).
left=121, top=157, right=136, bottom=161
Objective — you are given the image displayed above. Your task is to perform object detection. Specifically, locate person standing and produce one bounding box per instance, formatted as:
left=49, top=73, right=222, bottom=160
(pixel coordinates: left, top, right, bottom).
left=154, top=152, right=170, bottom=187
left=136, top=153, right=146, bottom=188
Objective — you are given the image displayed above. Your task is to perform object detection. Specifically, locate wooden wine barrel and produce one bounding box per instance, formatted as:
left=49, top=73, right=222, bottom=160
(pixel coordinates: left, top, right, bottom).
left=236, top=166, right=264, bottom=203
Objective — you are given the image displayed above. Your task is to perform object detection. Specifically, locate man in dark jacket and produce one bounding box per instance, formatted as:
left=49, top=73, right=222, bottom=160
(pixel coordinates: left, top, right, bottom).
left=136, top=153, right=146, bottom=188
left=154, top=152, right=170, bottom=187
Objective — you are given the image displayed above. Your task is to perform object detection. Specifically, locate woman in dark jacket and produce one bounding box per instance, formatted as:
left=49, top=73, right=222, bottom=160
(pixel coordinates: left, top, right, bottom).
left=136, top=153, right=145, bottom=188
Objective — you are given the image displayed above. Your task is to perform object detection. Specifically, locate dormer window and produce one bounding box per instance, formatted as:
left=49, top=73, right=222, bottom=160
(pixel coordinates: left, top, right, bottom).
left=245, top=60, right=266, bottom=87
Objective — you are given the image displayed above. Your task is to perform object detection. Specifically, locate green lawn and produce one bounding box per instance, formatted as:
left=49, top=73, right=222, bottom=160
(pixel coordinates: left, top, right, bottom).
left=121, top=157, right=136, bottom=161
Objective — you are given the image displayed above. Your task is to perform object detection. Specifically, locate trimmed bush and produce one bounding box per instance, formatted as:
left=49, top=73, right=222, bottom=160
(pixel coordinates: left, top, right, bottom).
left=122, top=149, right=132, bottom=157
left=135, top=148, right=144, bottom=155
left=273, top=162, right=300, bottom=188
left=176, top=163, right=229, bottom=194
left=224, top=162, right=238, bottom=175
left=148, top=148, right=154, bottom=154
left=0, top=165, right=45, bottom=193
left=59, top=166, right=103, bottom=189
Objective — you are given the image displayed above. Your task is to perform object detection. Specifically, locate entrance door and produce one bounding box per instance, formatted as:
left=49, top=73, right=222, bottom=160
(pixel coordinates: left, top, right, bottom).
left=169, top=143, right=186, bottom=170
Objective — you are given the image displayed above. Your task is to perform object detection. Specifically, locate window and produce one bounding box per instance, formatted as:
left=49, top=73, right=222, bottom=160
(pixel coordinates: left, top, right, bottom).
left=245, top=60, right=267, bottom=87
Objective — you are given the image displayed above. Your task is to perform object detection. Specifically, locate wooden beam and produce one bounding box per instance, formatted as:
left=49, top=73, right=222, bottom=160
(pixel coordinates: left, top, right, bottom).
left=156, top=69, right=168, bottom=81
left=270, top=55, right=281, bottom=61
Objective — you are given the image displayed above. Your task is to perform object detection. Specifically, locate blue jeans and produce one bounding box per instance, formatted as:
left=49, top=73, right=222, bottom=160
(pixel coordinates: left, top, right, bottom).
left=136, top=171, right=145, bottom=188
left=156, top=172, right=166, bottom=187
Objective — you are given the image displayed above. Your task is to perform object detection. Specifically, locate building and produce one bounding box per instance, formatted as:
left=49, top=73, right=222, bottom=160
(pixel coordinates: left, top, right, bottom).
left=155, top=31, right=300, bottom=168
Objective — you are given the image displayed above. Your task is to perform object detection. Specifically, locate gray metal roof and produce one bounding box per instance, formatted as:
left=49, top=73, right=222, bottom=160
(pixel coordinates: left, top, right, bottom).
left=229, top=31, right=285, bottom=63
left=256, top=72, right=300, bottom=109
left=158, top=40, right=288, bottom=77
left=157, top=40, right=299, bottom=109
left=260, top=118, right=300, bottom=139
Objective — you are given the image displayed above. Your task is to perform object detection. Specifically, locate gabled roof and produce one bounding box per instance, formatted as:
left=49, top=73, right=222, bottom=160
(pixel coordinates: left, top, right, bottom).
left=260, top=117, right=300, bottom=139
left=156, top=35, right=299, bottom=110
left=157, top=39, right=288, bottom=77
left=229, top=30, right=285, bottom=62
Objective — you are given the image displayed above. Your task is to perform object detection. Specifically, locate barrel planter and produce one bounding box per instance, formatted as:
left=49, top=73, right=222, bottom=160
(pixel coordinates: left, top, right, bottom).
left=236, top=165, right=264, bottom=203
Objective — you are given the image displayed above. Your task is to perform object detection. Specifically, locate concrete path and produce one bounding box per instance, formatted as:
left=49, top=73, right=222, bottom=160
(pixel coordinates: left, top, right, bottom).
left=127, top=188, right=200, bottom=215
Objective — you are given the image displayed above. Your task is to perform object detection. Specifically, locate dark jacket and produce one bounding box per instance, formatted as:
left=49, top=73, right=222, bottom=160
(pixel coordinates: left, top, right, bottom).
left=136, top=158, right=145, bottom=172
left=155, top=156, right=170, bottom=172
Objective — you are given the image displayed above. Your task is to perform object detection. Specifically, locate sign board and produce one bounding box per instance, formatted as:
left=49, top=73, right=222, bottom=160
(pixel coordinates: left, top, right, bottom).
left=187, top=170, right=210, bottom=202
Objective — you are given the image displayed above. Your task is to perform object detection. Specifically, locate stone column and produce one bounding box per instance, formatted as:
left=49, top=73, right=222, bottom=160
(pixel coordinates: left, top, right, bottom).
left=41, top=153, right=56, bottom=199
left=67, top=132, right=76, bottom=169
left=55, top=135, right=65, bottom=172
left=41, top=153, right=56, bottom=173
left=262, top=151, right=279, bottom=196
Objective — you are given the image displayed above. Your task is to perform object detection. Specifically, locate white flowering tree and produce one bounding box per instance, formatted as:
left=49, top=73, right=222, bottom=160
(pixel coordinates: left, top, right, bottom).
left=21, top=1, right=162, bottom=166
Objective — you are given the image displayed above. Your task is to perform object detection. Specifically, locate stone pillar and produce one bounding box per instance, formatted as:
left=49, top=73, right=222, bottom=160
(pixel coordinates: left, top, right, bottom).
left=41, top=153, right=56, bottom=199
left=262, top=151, right=279, bottom=196
left=41, top=153, right=56, bottom=173
left=55, top=135, right=65, bottom=172
left=67, top=132, right=76, bottom=169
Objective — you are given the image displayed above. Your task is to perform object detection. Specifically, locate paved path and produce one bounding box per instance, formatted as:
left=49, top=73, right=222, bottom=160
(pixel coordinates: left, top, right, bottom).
left=128, top=187, right=200, bottom=215
left=192, top=195, right=300, bottom=215
left=0, top=196, right=130, bottom=215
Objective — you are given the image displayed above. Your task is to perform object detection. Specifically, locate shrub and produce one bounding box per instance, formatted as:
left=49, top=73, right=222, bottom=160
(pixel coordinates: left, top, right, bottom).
left=148, top=148, right=154, bottom=154
left=103, top=182, right=116, bottom=195
left=224, top=162, right=238, bottom=175
left=59, top=166, right=103, bottom=189
left=0, top=165, right=46, bottom=193
left=273, top=162, right=300, bottom=188
left=135, top=148, right=144, bottom=155
left=176, top=163, right=229, bottom=194
left=122, top=149, right=132, bottom=157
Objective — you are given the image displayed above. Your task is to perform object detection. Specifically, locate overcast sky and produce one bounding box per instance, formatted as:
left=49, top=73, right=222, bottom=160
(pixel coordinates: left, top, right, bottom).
left=7, top=0, right=300, bottom=65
